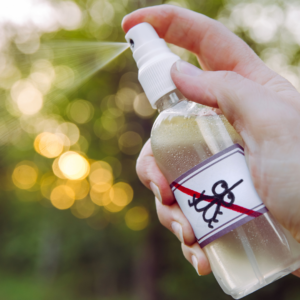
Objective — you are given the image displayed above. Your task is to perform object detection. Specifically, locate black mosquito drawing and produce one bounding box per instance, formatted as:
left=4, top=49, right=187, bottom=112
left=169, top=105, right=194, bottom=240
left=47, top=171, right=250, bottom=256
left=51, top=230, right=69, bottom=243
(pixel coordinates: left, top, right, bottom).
left=188, top=179, right=243, bottom=229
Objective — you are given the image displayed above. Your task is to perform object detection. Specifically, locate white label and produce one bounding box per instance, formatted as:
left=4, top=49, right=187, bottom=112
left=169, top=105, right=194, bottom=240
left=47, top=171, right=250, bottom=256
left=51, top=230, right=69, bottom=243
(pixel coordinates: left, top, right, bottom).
left=170, top=144, right=267, bottom=248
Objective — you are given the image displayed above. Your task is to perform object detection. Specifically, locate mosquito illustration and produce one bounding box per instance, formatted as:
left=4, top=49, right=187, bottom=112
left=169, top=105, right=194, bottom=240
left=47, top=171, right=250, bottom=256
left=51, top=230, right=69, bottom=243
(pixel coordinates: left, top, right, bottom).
left=188, top=179, right=243, bottom=228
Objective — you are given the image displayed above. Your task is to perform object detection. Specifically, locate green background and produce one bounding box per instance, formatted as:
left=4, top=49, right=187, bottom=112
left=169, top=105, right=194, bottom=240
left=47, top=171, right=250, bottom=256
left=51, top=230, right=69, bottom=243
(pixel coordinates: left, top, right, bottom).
left=0, top=0, right=300, bottom=299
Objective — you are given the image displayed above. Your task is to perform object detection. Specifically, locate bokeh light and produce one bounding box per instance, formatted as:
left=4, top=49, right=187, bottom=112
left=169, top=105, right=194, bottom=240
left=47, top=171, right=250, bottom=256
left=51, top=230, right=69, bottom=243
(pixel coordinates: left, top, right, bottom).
left=11, top=79, right=43, bottom=115
left=125, top=206, right=149, bottom=231
left=104, top=201, right=124, bottom=213
left=66, top=179, right=90, bottom=200
left=115, top=87, right=137, bottom=112
left=90, top=189, right=111, bottom=206
left=118, top=131, right=142, bottom=155
left=133, top=92, right=156, bottom=118
left=57, top=122, right=80, bottom=145
left=58, top=151, right=90, bottom=180
left=12, top=161, right=38, bottom=190
left=34, top=132, right=65, bottom=158
left=109, top=182, right=133, bottom=207
left=89, top=0, right=115, bottom=26
left=15, top=32, right=40, bottom=54
left=67, top=99, right=94, bottom=124
left=50, top=185, right=75, bottom=210
left=52, top=157, right=67, bottom=179
left=30, top=59, right=55, bottom=94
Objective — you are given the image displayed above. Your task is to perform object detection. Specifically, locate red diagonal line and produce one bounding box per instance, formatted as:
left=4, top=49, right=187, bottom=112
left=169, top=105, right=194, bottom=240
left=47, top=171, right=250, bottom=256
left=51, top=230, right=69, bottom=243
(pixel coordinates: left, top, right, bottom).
left=172, top=182, right=262, bottom=218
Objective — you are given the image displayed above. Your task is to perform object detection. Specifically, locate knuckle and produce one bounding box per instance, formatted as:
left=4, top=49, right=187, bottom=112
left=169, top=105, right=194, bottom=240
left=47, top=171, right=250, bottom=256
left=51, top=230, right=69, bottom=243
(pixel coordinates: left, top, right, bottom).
left=221, top=70, right=243, bottom=82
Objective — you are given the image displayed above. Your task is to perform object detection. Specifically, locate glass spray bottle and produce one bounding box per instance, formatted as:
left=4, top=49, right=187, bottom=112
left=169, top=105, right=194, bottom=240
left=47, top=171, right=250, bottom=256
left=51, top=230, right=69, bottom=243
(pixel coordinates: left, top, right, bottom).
left=125, top=23, right=300, bottom=299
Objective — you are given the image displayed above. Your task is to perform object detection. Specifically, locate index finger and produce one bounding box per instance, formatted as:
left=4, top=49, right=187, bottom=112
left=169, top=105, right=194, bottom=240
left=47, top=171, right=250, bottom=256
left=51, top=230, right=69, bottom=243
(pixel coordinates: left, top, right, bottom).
left=136, top=139, right=175, bottom=205
left=122, top=5, right=276, bottom=85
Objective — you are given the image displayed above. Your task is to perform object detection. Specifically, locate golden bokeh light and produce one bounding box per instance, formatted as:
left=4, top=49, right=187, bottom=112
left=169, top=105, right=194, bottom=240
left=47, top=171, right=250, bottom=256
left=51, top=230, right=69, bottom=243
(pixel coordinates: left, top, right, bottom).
left=118, top=131, right=142, bottom=155
left=50, top=185, right=75, bottom=210
left=109, top=182, right=133, bottom=207
left=91, top=182, right=112, bottom=193
left=133, top=93, right=156, bottom=118
left=66, top=179, right=90, bottom=200
left=125, top=206, right=149, bottom=231
left=90, top=160, right=112, bottom=173
left=34, top=132, right=64, bottom=158
left=71, top=198, right=95, bottom=219
left=89, top=160, right=114, bottom=204
left=67, top=99, right=94, bottom=124
left=12, top=162, right=38, bottom=190
left=58, top=151, right=90, bottom=180
left=90, top=189, right=111, bottom=206
left=89, top=168, right=113, bottom=186
left=104, top=201, right=124, bottom=213
left=52, top=157, right=66, bottom=179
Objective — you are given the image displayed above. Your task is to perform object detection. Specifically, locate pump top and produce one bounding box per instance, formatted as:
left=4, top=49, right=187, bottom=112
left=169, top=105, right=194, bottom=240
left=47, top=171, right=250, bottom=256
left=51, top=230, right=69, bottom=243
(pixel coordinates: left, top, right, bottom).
left=125, top=23, right=180, bottom=108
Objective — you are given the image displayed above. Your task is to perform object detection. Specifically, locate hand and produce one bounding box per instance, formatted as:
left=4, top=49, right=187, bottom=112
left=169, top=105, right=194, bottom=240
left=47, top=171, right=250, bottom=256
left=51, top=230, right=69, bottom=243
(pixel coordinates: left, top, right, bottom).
left=122, top=5, right=300, bottom=276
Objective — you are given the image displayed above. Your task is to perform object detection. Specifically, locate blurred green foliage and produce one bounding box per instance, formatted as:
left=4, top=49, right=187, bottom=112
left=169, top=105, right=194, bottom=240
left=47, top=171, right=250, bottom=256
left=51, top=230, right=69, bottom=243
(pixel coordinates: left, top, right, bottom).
left=0, top=0, right=300, bottom=299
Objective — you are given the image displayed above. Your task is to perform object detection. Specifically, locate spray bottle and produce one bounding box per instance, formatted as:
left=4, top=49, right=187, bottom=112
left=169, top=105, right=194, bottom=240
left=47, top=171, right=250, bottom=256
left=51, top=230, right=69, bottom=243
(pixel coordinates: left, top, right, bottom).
left=125, top=22, right=300, bottom=299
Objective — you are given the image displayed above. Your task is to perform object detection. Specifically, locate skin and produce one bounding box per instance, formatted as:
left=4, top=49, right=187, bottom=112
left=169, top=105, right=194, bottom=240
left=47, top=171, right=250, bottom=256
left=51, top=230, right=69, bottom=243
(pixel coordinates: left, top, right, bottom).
left=122, top=5, right=300, bottom=277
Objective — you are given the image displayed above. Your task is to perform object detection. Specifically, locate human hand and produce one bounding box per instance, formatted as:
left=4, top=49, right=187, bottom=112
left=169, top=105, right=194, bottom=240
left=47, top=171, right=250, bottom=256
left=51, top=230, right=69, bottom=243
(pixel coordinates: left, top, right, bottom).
left=122, top=5, right=300, bottom=276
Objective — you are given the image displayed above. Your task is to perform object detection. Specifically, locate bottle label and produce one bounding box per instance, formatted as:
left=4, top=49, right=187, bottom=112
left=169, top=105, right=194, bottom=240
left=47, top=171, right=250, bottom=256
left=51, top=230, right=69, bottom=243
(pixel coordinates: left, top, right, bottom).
left=170, top=144, right=268, bottom=248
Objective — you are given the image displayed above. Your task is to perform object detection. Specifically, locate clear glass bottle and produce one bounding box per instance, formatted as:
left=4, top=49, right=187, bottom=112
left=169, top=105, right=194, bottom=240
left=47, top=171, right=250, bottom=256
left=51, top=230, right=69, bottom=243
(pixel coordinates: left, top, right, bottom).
left=151, top=89, right=300, bottom=299
left=125, top=22, right=300, bottom=299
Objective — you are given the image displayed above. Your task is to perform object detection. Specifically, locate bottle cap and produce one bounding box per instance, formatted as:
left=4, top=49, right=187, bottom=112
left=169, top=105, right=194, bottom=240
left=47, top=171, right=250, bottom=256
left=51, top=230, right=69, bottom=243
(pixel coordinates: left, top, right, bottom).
left=125, top=22, right=180, bottom=108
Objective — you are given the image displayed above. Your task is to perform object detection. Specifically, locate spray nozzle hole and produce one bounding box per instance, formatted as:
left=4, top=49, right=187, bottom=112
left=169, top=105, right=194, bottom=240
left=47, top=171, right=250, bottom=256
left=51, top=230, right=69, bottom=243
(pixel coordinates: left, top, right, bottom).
left=129, top=39, right=134, bottom=48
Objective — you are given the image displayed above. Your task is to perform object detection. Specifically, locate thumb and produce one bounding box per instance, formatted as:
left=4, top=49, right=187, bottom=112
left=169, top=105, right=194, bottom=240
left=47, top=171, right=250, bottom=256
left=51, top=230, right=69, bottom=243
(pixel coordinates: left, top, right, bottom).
left=170, top=60, right=279, bottom=132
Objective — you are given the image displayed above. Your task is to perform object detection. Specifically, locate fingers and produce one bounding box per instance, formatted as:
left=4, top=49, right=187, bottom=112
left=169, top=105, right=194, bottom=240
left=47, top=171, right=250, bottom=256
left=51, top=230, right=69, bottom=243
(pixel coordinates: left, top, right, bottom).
left=155, top=198, right=211, bottom=276
left=136, top=139, right=175, bottom=205
left=170, top=60, right=299, bottom=126
left=181, top=243, right=211, bottom=276
left=155, top=197, right=196, bottom=245
left=122, top=5, right=276, bottom=84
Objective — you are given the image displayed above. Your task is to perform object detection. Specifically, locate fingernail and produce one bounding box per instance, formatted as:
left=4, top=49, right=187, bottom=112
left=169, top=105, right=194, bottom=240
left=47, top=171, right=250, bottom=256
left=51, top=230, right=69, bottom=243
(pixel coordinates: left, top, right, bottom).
left=175, top=60, right=203, bottom=77
left=150, top=182, right=162, bottom=203
left=192, top=255, right=201, bottom=276
left=171, top=221, right=184, bottom=243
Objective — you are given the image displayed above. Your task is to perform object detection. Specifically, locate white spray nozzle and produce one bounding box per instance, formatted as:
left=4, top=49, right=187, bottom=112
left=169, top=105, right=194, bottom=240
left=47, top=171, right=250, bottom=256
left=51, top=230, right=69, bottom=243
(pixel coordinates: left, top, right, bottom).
left=125, top=23, right=180, bottom=108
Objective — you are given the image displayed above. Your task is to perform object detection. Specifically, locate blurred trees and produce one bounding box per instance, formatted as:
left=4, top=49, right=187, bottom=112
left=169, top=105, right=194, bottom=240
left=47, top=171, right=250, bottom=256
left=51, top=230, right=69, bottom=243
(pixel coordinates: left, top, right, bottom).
left=0, top=0, right=299, bottom=299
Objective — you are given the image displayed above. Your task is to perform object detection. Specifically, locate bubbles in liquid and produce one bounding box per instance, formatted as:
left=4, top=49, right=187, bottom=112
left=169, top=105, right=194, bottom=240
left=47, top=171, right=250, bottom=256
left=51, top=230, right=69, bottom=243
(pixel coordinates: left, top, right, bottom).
left=151, top=107, right=300, bottom=297
left=151, top=112, right=242, bottom=183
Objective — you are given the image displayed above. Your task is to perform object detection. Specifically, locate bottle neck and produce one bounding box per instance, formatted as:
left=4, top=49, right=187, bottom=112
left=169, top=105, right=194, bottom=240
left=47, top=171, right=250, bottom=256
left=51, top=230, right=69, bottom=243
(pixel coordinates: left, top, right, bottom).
left=155, top=89, right=185, bottom=113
